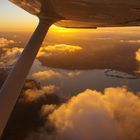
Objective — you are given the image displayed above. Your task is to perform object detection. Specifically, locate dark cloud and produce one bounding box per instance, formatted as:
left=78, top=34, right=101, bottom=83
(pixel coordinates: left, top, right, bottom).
left=1, top=79, right=61, bottom=140
left=38, top=44, right=139, bottom=76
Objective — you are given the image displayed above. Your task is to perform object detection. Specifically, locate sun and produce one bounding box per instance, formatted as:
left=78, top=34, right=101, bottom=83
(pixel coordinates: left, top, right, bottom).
left=49, top=25, right=79, bottom=33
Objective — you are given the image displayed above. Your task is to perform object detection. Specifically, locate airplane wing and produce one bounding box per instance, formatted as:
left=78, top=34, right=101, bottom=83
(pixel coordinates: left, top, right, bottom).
left=10, top=0, right=140, bottom=28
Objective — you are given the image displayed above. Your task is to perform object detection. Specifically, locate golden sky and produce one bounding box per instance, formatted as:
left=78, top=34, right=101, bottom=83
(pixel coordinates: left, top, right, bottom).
left=0, top=0, right=38, bottom=32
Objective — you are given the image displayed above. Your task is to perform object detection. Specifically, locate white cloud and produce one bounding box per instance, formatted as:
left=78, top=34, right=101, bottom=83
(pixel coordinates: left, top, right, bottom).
left=0, top=47, right=23, bottom=68
left=0, top=37, right=15, bottom=48
left=26, top=87, right=140, bottom=140
left=32, top=70, right=81, bottom=82
left=32, top=70, right=63, bottom=82
left=49, top=87, right=140, bottom=140
left=37, top=44, right=82, bottom=57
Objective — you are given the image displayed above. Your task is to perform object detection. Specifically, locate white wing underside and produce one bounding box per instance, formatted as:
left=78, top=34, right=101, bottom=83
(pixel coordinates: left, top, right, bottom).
left=10, top=0, right=140, bottom=28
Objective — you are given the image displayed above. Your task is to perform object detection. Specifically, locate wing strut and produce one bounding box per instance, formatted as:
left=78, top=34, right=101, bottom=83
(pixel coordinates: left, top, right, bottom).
left=0, top=19, right=54, bottom=137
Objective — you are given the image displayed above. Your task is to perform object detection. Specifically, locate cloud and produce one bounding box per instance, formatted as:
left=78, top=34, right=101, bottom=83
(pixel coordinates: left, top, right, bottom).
left=32, top=70, right=63, bottom=82
left=23, top=85, right=59, bottom=102
left=37, top=44, right=82, bottom=57
left=128, top=40, right=140, bottom=43
left=95, top=37, right=112, bottom=41
left=66, top=71, right=81, bottom=78
left=26, top=87, right=140, bottom=140
left=0, top=37, right=16, bottom=48
left=0, top=37, right=23, bottom=68
left=135, top=49, right=140, bottom=74
left=38, top=42, right=139, bottom=76
left=32, top=70, right=81, bottom=82
left=136, top=49, right=140, bottom=62
left=0, top=47, right=23, bottom=68
left=120, top=39, right=140, bottom=43
left=41, top=104, right=57, bottom=116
